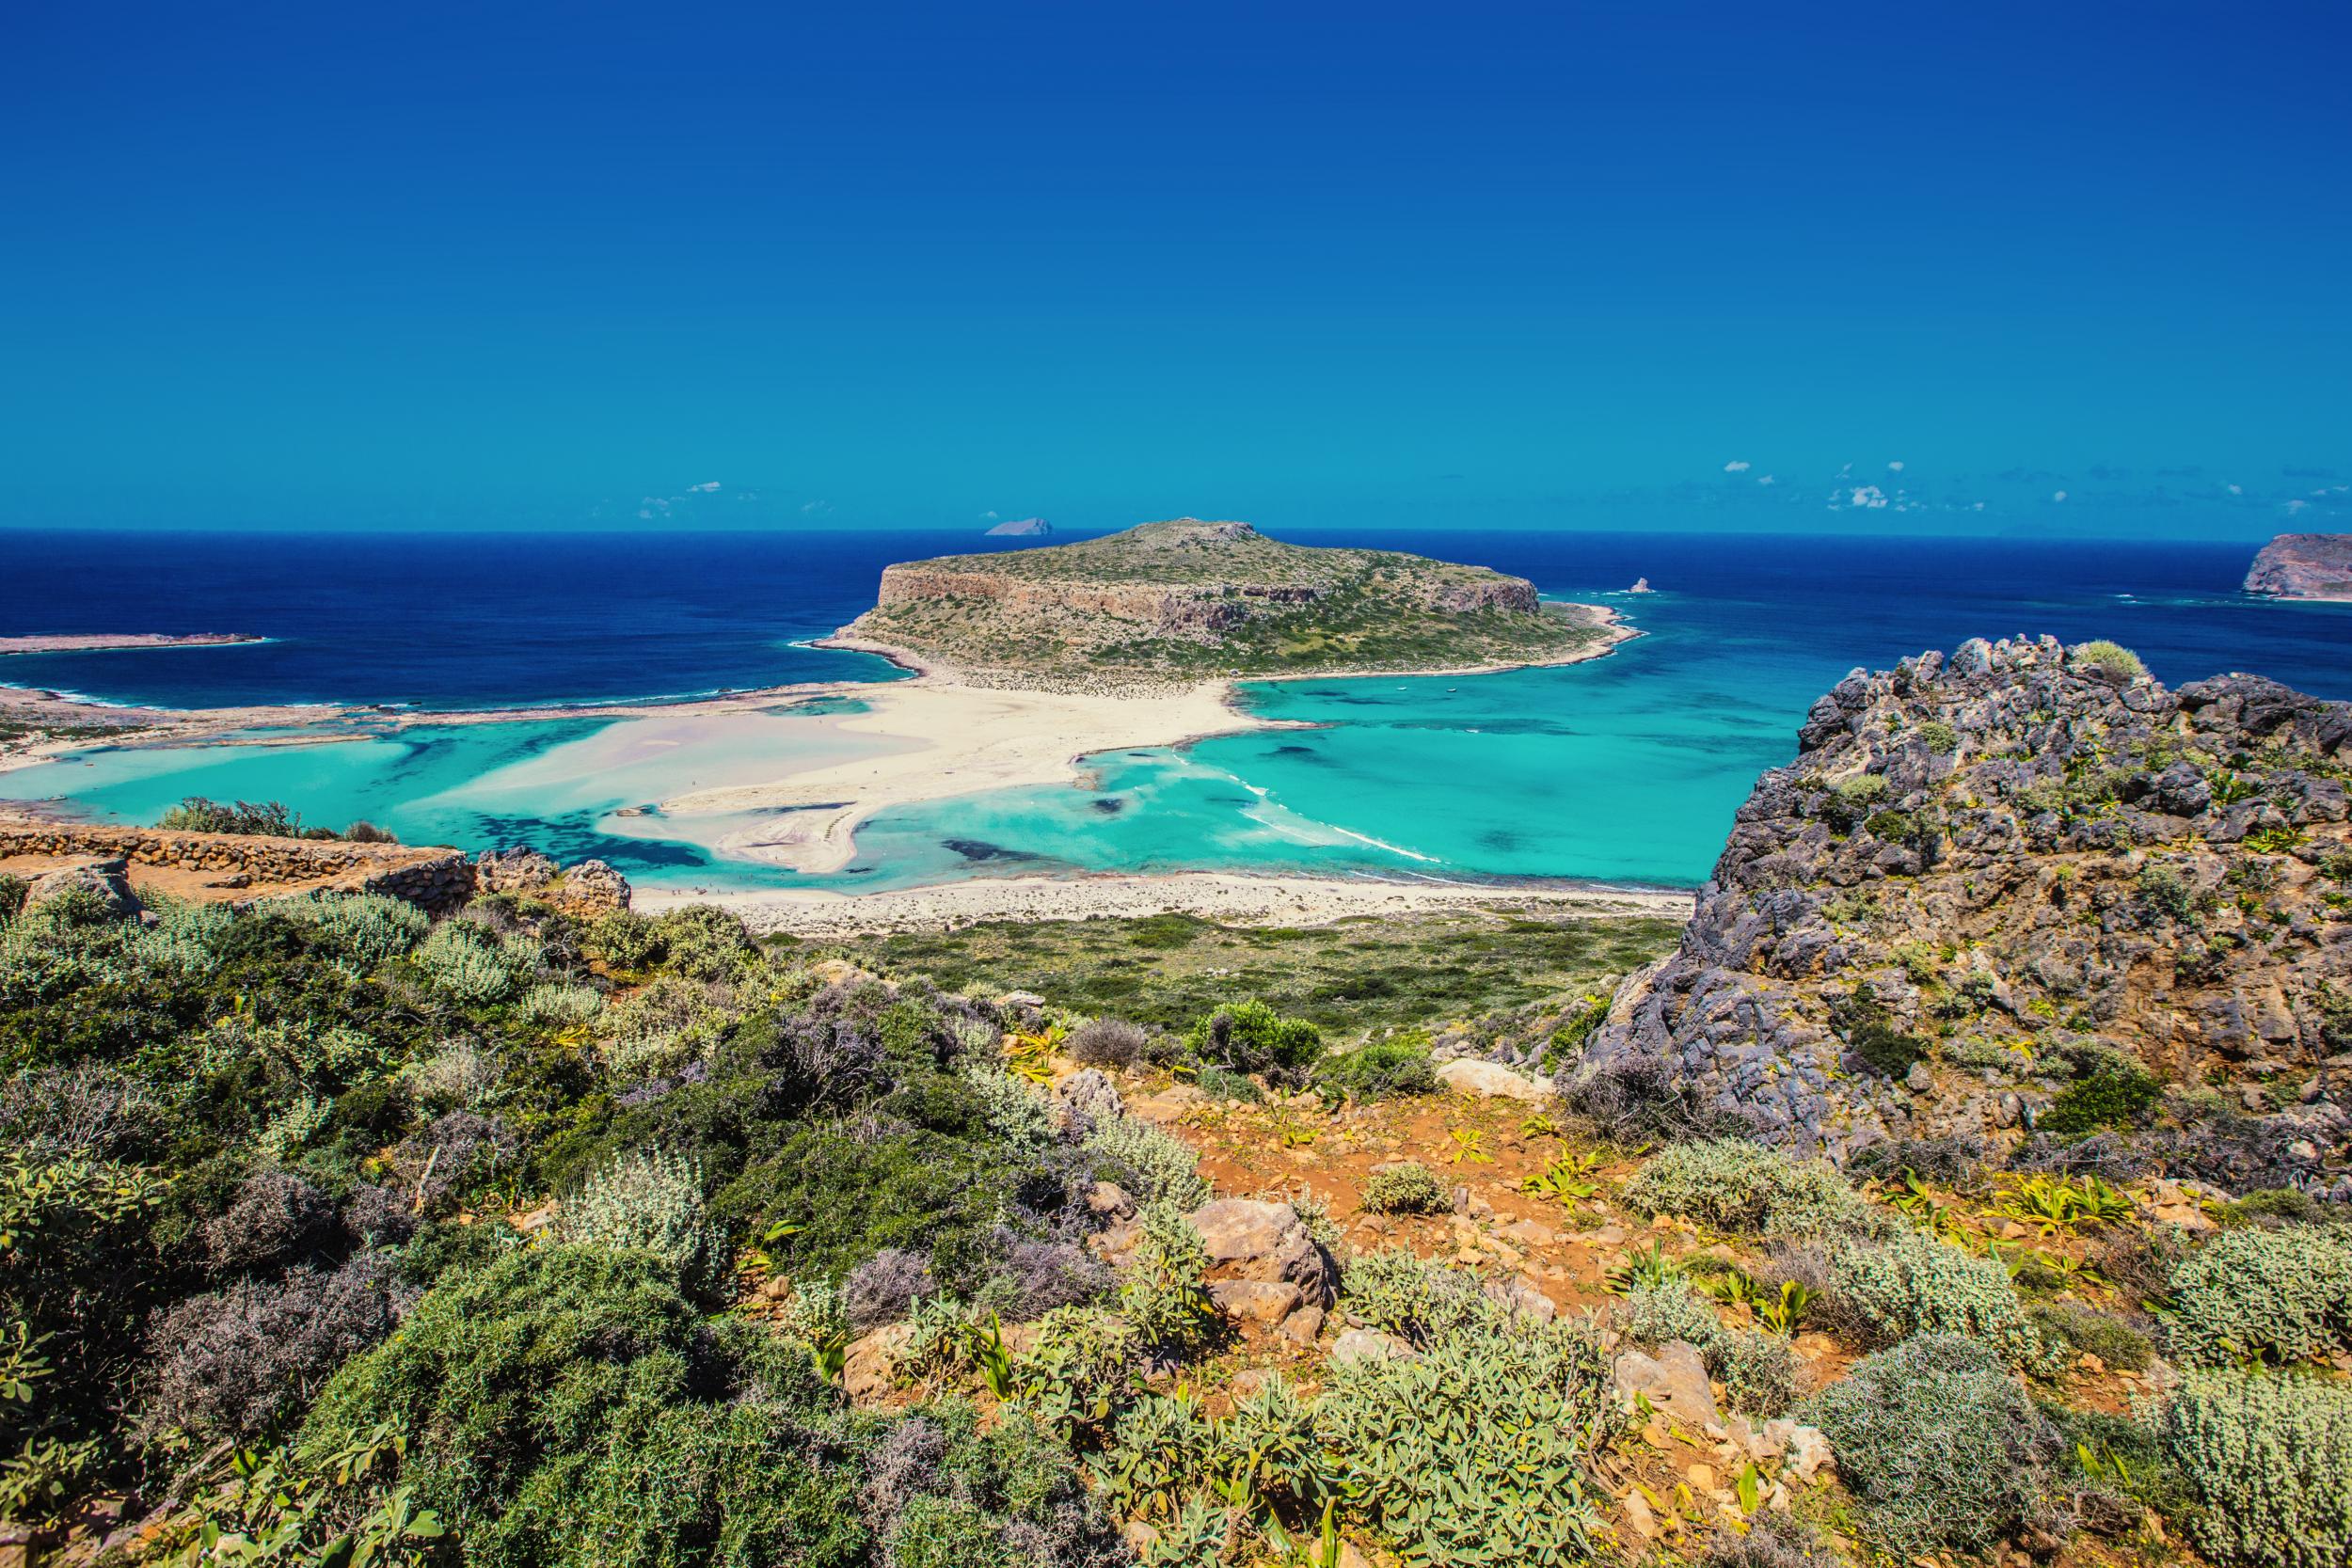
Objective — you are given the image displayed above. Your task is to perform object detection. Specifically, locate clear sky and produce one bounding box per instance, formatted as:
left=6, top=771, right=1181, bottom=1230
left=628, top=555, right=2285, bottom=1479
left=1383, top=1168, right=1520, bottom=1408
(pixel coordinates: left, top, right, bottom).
left=4, top=2, right=2346, bottom=535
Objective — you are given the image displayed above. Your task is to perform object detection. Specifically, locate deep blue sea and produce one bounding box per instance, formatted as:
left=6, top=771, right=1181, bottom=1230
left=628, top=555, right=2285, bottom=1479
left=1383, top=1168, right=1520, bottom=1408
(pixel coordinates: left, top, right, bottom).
left=5, top=529, right=2346, bottom=893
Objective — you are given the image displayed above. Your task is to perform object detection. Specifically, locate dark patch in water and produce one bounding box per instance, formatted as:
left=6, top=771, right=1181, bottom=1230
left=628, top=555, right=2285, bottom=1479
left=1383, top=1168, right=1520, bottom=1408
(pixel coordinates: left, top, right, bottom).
left=943, top=837, right=1040, bottom=863
left=1478, top=828, right=1524, bottom=852
left=1091, top=798, right=1126, bottom=815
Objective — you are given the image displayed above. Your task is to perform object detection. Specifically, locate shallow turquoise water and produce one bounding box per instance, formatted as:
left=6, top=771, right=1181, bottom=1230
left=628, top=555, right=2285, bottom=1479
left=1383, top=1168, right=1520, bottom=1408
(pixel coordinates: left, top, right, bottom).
left=8, top=531, right=2347, bottom=895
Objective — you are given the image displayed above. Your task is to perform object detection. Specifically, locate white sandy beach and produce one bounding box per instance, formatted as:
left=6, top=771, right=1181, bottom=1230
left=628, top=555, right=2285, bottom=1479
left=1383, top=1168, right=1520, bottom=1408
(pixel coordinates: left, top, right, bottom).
left=656, top=676, right=1276, bottom=874
left=633, top=868, right=1693, bottom=938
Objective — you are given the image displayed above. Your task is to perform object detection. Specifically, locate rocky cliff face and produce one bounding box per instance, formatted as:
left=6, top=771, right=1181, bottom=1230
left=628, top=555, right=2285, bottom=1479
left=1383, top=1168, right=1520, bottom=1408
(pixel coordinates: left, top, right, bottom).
left=2245, top=532, right=2352, bottom=601
left=1574, top=637, right=2352, bottom=1196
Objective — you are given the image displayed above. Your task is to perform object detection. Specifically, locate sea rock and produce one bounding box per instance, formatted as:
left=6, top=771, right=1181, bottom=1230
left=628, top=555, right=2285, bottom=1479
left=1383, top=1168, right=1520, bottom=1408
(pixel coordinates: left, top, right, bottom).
left=983, top=516, right=1053, bottom=537
left=1572, top=638, right=2352, bottom=1176
left=1434, top=1058, right=1553, bottom=1101
left=25, top=858, right=140, bottom=920
left=1613, top=1339, right=1721, bottom=1426
left=2244, top=532, right=2352, bottom=602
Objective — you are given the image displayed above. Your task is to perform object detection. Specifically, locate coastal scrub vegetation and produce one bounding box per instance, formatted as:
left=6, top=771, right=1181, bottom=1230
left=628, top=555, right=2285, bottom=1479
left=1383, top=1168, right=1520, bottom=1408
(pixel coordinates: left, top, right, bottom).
left=2, top=870, right=2346, bottom=1567
left=154, top=795, right=397, bottom=843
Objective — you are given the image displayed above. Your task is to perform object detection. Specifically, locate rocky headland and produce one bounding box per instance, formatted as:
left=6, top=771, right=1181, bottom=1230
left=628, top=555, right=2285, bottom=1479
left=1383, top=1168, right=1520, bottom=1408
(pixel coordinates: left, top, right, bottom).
left=982, top=515, right=1053, bottom=536
left=2243, top=531, right=2352, bottom=601
left=834, top=516, right=1625, bottom=688
left=0, top=632, right=263, bottom=656
left=1570, top=635, right=2350, bottom=1194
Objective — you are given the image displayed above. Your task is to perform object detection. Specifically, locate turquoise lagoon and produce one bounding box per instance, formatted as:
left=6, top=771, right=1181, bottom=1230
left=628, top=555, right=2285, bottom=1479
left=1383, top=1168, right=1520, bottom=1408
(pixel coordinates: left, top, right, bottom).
left=8, top=531, right=2348, bottom=895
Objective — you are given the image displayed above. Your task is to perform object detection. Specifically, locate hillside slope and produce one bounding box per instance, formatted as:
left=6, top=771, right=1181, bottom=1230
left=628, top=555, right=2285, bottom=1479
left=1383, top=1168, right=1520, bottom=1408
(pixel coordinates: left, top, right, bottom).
left=835, top=517, right=1622, bottom=686
left=1576, top=635, right=2352, bottom=1191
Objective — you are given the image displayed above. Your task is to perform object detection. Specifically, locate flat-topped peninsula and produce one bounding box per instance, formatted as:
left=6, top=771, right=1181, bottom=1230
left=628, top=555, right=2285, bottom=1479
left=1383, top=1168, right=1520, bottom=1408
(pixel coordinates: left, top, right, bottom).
left=0, top=631, right=263, bottom=656
left=829, top=516, right=1626, bottom=688
left=2244, top=531, right=2352, bottom=602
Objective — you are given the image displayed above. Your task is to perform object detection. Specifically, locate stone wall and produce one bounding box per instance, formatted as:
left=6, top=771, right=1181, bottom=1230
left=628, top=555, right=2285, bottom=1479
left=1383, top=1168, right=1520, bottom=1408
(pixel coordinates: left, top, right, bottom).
left=0, top=817, right=476, bottom=911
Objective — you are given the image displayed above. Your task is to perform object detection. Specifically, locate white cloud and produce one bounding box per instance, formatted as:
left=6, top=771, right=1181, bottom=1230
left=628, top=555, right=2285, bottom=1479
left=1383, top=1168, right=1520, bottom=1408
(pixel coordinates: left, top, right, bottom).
left=1723, top=460, right=1751, bottom=473
left=1887, top=460, right=1904, bottom=472
left=688, top=481, right=721, bottom=493
left=2052, top=490, right=2068, bottom=502
left=982, top=509, right=999, bottom=519
left=1838, top=462, right=1853, bottom=475
left=1973, top=500, right=1986, bottom=512
left=2283, top=498, right=2310, bottom=515
left=1849, top=485, right=1889, bottom=509
left=1756, top=474, right=1776, bottom=486
left=800, top=499, right=833, bottom=516
left=2227, top=483, right=2243, bottom=496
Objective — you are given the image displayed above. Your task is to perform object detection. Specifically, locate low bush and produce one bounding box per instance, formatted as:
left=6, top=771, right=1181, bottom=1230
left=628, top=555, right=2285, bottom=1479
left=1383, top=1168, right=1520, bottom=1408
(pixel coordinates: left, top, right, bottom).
left=1183, top=999, right=1321, bottom=1077
left=516, top=981, right=604, bottom=1028
left=1064, top=1017, right=1148, bottom=1067
left=1311, top=1033, right=1439, bottom=1102
left=1193, top=1065, right=1263, bottom=1103
left=2041, top=1057, right=2161, bottom=1133
left=1359, top=1162, right=1449, bottom=1216
left=412, top=921, right=525, bottom=1005
left=2167, top=1225, right=2352, bottom=1366
left=143, top=1257, right=398, bottom=1438
left=1118, top=1204, right=1217, bottom=1357
left=1339, top=1248, right=1509, bottom=1346
left=1081, top=1115, right=1211, bottom=1210
left=2162, top=1369, right=2352, bottom=1568
left=1914, top=720, right=1960, bottom=753
left=1321, top=1311, right=1614, bottom=1566
left=1801, top=1334, right=2059, bottom=1555
left=842, top=1248, right=937, bottom=1332
left=201, top=1167, right=342, bottom=1275
left=1623, top=1137, right=1873, bottom=1236
left=272, top=889, right=433, bottom=965
left=552, top=1148, right=726, bottom=1301
left=2073, top=640, right=2148, bottom=681
left=1824, top=1230, right=2045, bottom=1368
left=2026, top=1301, right=2153, bottom=1371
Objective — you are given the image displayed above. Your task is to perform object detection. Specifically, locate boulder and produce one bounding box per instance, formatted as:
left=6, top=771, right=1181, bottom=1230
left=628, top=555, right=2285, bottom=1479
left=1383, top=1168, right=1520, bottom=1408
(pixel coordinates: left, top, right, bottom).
left=26, top=858, right=139, bottom=920
left=1613, top=1339, right=1720, bottom=1426
left=1056, top=1068, right=1124, bottom=1130
left=1328, top=1328, right=1416, bottom=1366
left=1435, top=1058, right=1553, bottom=1101
left=1209, top=1279, right=1301, bottom=1325
left=1185, top=1198, right=1332, bottom=1303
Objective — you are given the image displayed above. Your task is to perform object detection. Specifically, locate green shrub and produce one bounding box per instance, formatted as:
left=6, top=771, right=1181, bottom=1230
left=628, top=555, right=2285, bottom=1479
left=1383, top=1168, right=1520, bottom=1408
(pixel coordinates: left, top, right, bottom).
left=2041, top=1058, right=2160, bottom=1133
left=2162, top=1369, right=2352, bottom=1568
left=1311, top=1034, right=1438, bottom=1102
left=1193, top=1065, right=1263, bottom=1103
left=1623, top=1138, right=1873, bottom=1236
left=553, top=1148, right=726, bottom=1300
left=1819, top=774, right=1889, bottom=833
left=268, top=890, right=431, bottom=965
left=1184, top=999, right=1322, bottom=1075
left=412, top=921, right=524, bottom=1005
left=0, top=875, right=25, bottom=923
left=2168, top=1226, right=2352, bottom=1366
left=649, top=905, right=756, bottom=982
left=1800, top=1334, right=2057, bottom=1555
left=1826, top=1230, right=2045, bottom=1368
left=1082, top=1115, right=1210, bottom=1210
left=1359, top=1162, right=1449, bottom=1216
left=2026, top=1302, right=2153, bottom=1371
left=596, top=973, right=735, bottom=1080
left=2135, top=861, right=2201, bottom=927
left=583, top=908, right=661, bottom=971
left=1339, top=1248, right=1506, bottom=1345
left=1321, top=1314, right=1614, bottom=1566
left=516, top=981, right=604, bottom=1028
left=1915, top=720, right=1960, bottom=753
left=1118, top=1203, right=1217, bottom=1356
left=2073, top=640, right=2147, bottom=681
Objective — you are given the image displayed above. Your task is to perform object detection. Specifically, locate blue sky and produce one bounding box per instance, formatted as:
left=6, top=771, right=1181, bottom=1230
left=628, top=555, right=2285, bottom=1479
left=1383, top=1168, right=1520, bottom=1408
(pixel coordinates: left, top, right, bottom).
left=3, top=2, right=2346, bottom=535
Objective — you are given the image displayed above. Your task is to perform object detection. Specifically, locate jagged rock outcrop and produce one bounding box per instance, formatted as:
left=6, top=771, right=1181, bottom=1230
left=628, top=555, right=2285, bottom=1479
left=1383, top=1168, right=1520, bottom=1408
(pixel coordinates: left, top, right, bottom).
left=2245, top=532, right=2352, bottom=601
left=1574, top=636, right=2352, bottom=1194
left=473, top=847, right=631, bottom=915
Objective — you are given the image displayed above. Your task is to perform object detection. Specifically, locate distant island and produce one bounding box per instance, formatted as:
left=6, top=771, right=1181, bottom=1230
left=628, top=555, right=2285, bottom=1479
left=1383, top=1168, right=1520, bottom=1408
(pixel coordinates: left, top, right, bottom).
left=983, top=515, right=1053, bottom=536
left=0, top=632, right=262, bottom=657
left=832, top=516, right=1626, bottom=687
left=2244, top=531, right=2352, bottom=601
